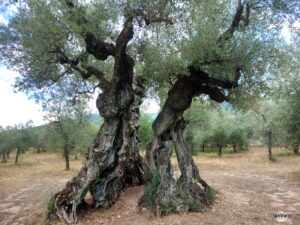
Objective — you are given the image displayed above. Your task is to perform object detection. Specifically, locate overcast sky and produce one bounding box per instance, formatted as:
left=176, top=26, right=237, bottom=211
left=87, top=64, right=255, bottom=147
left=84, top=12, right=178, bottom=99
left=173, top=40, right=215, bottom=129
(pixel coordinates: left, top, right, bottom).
left=0, top=65, right=160, bottom=127
left=0, top=66, right=46, bottom=127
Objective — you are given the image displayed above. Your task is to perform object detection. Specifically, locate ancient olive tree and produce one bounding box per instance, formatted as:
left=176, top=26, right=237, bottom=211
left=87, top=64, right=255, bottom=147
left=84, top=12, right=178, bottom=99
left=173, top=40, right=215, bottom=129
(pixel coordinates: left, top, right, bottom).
left=0, top=0, right=164, bottom=222
left=0, top=0, right=298, bottom=223
left=141, top=0, right=298, bottom=214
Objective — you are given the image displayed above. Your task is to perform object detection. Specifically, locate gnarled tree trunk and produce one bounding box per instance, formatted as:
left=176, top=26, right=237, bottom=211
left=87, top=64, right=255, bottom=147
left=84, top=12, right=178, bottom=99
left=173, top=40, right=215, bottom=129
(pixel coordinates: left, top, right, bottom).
left=141, top=70, right=226, bottom=215
left=55, top=77, right=149, bottom=224
left=55, top=16, right=150, bottom=223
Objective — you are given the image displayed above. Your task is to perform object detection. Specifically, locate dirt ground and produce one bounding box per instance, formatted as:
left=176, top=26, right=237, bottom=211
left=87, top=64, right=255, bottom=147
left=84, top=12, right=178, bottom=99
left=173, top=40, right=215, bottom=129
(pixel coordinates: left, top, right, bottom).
left=0, top=147, right=300, bottom=225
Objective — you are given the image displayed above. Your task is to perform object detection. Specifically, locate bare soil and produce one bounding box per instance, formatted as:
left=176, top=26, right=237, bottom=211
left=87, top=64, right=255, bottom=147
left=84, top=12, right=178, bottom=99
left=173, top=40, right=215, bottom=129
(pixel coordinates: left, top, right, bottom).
left=0, top=147, right=300, bottom=225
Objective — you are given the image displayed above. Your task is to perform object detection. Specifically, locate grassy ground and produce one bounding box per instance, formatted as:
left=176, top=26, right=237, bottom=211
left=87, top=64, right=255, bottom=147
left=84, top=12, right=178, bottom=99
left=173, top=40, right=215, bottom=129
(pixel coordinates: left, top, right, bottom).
left=0, top=147, right=300, bottom=225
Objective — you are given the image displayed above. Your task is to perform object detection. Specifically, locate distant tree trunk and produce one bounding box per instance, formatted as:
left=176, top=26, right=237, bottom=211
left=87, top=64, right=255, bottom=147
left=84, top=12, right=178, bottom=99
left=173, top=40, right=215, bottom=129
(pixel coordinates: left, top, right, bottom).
left=267, top=129, right=274, bottom=161
left=190, top=143, right=194, bottom=155
left=7, top=151, right=9, bottom=159
left=2, top=151, right=7, bottom=163
left=74, top=153, right=78, bottom=160
left=294, top=144, right=299, bottom=155
left=202, top=143, right=205, bottom=152
left=233, top=144, right=237, bottom=153
left=15, top=149, right=20, bottom=164
left=64, top=144, right=70, bottom=171
left=218, top=145, right=222, bottom=157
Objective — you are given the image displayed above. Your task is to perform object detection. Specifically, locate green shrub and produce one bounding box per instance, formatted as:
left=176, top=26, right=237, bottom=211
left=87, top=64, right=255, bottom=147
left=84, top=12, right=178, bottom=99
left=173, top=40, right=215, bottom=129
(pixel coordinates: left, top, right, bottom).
left=161, top=202, right=177, bottom=214
left=176, top=187, right=199, bottom=211
left=143, top=172, right=161, bottom=207
left=47, top=193, right=56, bottom=218
left=276, top=150, right=298, bottom=157
left=205, top=186, right=217, bottom=204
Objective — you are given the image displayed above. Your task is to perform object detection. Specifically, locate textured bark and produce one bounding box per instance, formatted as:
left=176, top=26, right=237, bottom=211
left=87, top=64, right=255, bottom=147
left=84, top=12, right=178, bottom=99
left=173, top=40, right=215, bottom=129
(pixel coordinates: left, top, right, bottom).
left=142, top=115, right=210, bottom=214
left=55, top=1, right=246, bottom=221
left=142, top=70, right=221, bottom=214
left=54, top=16, right=150, bottom=224
left=152, top=147, right=187, bottom=216
left=55, top=77, right=149, bottom=224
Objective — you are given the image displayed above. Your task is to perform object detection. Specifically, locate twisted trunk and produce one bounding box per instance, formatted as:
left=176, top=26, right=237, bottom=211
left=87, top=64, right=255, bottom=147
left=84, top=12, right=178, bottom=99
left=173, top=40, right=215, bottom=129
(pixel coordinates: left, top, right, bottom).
left=142, top=72, right=220, bottom=215
left=55, top=78, right=149, bottom=224
left=55, top=18, right=150, bottom=224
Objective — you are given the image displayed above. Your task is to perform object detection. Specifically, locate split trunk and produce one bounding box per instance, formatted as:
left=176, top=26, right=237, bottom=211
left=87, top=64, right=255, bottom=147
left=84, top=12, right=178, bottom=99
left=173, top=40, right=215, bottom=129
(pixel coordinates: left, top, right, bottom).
left=55, top=78, right=149, bottom=224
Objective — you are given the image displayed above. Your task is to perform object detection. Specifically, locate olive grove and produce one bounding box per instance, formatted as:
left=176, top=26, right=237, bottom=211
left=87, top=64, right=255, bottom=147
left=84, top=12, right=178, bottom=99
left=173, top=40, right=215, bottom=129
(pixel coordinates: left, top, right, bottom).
left=0, top=0, right=299, bottom=223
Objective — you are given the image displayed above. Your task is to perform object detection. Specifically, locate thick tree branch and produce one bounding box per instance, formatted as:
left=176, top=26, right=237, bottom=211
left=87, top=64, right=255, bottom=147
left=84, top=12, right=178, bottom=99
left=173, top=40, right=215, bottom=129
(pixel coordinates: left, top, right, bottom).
left=188, top=66, right=238, bottom=89
left=196, top=85, right=227, bottom=103
left=217, top=0, right=250, bottom=45
left=85, top=66, right=110, bottom=89
left=111, top=16, right=135, bottom=83
left=196, top=2, right=250, bottom=68
left=56, top=49, right=90, bottom=79
left=84, top=32, right=116, bottom=60
left=54, top=48, right=110, bottom=89
left=63, top=0, right=116, bottom=61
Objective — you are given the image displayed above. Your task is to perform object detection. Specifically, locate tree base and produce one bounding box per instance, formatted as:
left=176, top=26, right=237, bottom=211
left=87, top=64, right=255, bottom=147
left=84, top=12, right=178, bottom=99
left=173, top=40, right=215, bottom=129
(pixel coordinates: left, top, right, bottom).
left=139, top=147, right=215, bottom=216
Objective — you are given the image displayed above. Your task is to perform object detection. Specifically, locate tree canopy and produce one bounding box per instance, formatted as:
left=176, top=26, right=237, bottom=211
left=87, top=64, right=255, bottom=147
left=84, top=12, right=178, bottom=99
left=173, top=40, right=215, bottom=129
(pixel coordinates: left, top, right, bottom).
left=1, top=0, right=298, bottom=103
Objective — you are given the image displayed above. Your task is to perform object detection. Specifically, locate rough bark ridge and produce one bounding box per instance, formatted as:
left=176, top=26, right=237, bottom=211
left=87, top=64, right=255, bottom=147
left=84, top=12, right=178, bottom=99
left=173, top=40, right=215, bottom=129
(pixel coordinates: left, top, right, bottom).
left=142, top=70, right=229, bottom=214
left=55, top=77, right=148, bottom=224
left=141, top=1, right=250, bottom=214
left=55, top=17, right=149, bottom=224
